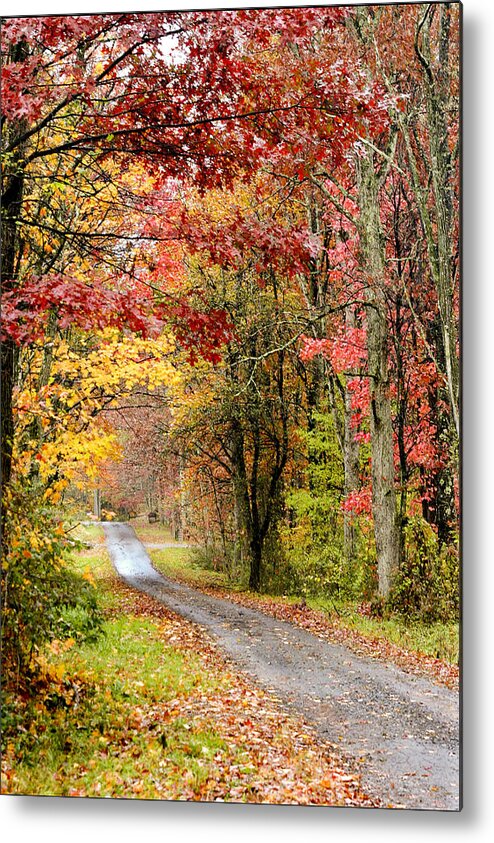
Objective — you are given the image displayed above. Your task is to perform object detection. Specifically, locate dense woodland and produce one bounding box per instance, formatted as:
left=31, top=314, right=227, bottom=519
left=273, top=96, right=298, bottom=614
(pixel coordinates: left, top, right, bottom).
left=1, top=3, right=460, bottom=679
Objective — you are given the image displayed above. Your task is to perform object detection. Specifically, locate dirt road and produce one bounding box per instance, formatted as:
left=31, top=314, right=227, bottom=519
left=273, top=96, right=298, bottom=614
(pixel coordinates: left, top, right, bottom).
left=103, top=521, right=460, bottom=811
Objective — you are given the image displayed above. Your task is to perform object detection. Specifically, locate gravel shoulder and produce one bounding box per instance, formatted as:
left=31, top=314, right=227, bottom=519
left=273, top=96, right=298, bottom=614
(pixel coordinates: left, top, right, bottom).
left=103, top=521, right=461, bottom=811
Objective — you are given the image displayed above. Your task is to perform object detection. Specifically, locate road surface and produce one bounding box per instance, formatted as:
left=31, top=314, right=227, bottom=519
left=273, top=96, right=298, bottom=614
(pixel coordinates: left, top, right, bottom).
left=102, top=521, right=460, bottom=811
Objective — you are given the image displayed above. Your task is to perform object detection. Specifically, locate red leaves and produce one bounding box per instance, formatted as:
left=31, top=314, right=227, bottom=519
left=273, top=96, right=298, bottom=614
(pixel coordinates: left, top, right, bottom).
left=341, top=488, right=373, bottom=517
left=181, top=207, right=321, bottom=280
left=341, top=488, right=372, bottom=515
left=2, top=7, right=381, bottom=188
left=1, top=276, right=159, bottom=343
left=1, top=57, right=48, bottom=121
left=299, top=337, right=332, bottom=362
left=1, top=274, right=232, bottom=367
left=169, top=300, right=233, bottom=365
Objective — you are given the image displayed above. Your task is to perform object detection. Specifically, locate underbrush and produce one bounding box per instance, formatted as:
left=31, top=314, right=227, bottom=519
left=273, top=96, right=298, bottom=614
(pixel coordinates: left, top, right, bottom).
left=305, top=597, right=459, bottom=664
left=150, top=545, right=232, bottom=590
left=2, top=617, right=229, bottom=798
left=389, top=518, right=460, bottom=624
left=1, top=486, right=105, bottom=684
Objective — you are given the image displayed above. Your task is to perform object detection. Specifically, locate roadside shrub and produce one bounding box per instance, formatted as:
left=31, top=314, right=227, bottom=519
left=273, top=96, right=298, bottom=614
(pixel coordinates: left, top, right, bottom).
left=1, top=482, right=104, bottom=682
left=276, top=504, right=376, bottom=601
left=389, top=516, right=459, bottom=622
left=274, top=531, right=355, bottom=600
left=191, top=542, right=229, bottom=572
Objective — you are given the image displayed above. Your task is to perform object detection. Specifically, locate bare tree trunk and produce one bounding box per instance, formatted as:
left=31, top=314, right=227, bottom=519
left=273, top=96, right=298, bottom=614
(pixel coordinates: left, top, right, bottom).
left=230, top=421, right=255, bottom=580
left=415, top=4, right=459, bottom=439
left=343, top=307, right=361, bottom=561
left=1, top=339, right=17, bottom=488
left=174, top=449, right=187, bottom=542
left=233, top=477, right=248, bottom=569
left=1, top=159, right=25, bottom=486
left=93, top=489, right=102, bottom=519
left=357, top=151, right=400, bottom=598
left=372, top=4, right=460, bottom=438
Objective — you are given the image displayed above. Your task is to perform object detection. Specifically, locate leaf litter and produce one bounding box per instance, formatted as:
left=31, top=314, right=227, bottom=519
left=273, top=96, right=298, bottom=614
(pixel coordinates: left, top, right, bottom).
left=2, top=571, right=378, bottom=806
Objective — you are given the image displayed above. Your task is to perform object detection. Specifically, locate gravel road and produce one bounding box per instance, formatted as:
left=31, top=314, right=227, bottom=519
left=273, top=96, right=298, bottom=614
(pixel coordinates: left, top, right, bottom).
left=102, top=521, right=461, bottom=811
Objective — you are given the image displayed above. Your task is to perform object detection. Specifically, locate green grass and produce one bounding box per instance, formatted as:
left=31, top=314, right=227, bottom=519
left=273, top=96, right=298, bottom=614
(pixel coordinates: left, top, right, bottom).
left=149, top=546, right=229, bottom=589
left=130, top=517, right=175, bottom=545
left=132, top=521, right=236, bottom=589
left=306, top=596, right=459, bottom=663
left=1, top=531, right=252, bottom=800
left=18, top=619, right=224, bottom=798
left=3, top=615, right=231, bottom=798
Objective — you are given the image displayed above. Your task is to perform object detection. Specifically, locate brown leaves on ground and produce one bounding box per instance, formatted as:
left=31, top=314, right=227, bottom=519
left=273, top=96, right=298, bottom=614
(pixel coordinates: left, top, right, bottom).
left=112, top=578, right=378, bottom=806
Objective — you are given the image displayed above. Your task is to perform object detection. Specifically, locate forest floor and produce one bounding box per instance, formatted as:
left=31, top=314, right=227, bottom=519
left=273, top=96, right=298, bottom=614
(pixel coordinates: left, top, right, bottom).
left=103, top=521, right=460, bottom=811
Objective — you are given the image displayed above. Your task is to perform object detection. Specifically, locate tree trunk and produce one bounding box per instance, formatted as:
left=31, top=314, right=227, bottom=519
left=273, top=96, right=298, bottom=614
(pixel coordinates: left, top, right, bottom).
left=343, top=309, right=361, bottom=561
left=1, top=42, right=29, bottom=488
left=417, top=4, right=459, bottom=439
left=249, top=535, right=262, bottom=592
left=1, top=339, right=17, bottom=488
left=230, top=420, right=256, bottom=583
left=357, top=151, right=401, bottom=598
left=174, top=449, right=187, bottom=542
left=1, top=170, right=23, bottom=487
left=375, top=4, right=460, bottom=439
left=93, top=489, right=102, bottom=519
left=233, top=477, right=248, bottom=569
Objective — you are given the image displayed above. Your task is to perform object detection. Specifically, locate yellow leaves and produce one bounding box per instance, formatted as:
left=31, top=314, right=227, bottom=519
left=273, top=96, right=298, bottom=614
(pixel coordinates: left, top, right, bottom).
left=4, top=521, right=54, bottom=572
left=82, top=569, right=95, bottom=587
left=53, top=662, right=66, bottom=680
left=12, top=308, right=185, bottom=493
left=46, top=329, right=180, bottom=405
left=119, top=159, right=156, bottom=194
left=35, top=650, right=67, bottom=680
left=49, top=661, right=66, bottom=681
left=43, top=486, right=63, bottom=504
left=188, top=182, right=252, bottom=224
